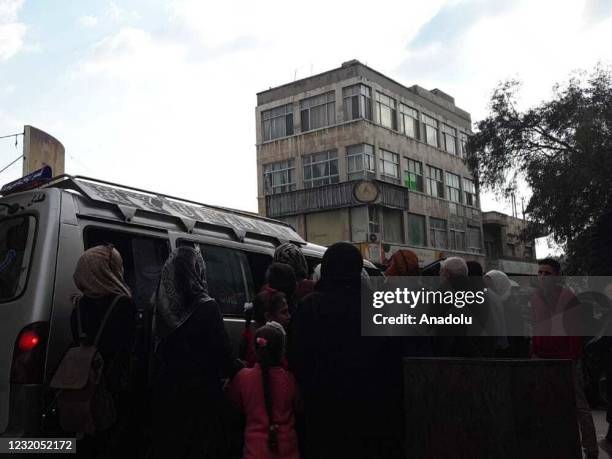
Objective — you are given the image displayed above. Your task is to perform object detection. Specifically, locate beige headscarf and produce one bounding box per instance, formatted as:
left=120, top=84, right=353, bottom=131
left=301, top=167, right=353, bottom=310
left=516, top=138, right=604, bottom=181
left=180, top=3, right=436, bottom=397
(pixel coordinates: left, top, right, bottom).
left=73, top=245, right=132, bottom=300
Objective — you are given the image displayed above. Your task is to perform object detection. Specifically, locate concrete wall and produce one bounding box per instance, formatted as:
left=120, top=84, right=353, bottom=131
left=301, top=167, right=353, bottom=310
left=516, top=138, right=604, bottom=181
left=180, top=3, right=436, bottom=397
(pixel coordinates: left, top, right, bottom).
left=22, top=125, right=65, bottom=176
left=305, top=208, right=350, bottom=246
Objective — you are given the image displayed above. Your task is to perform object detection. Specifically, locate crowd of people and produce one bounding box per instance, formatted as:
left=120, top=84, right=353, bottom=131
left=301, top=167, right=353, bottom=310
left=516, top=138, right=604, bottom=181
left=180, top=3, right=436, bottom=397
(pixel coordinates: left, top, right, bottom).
left=61, top=242, right=612, bottom=459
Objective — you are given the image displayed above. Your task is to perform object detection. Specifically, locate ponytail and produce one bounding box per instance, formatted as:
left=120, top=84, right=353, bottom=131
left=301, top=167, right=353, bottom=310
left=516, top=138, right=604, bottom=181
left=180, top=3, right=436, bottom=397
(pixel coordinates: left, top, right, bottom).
left=254, top=324, right=284, bottom=453
left=261, top=362, right=279, bottom=453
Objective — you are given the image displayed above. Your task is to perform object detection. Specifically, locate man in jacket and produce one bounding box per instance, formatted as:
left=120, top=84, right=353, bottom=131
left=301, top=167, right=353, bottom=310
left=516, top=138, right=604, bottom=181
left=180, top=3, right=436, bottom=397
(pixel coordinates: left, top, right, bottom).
left=531, top=258, right=598, bottom=459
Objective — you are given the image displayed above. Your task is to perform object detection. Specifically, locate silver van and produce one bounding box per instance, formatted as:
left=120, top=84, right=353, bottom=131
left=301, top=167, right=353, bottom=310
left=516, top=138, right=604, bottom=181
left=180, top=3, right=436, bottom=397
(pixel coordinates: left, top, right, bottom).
left=0, top=174, right=379, bottom=437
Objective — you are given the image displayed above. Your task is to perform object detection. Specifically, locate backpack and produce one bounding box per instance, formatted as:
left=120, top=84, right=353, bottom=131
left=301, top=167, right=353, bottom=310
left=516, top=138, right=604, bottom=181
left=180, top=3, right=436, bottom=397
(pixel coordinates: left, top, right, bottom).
left=50, top=295, right=123, bottom=434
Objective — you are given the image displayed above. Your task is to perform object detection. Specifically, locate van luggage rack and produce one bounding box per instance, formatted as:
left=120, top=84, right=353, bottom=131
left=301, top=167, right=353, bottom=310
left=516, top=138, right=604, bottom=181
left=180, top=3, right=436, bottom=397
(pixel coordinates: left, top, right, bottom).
left=43, top=175, right=304, bottom=245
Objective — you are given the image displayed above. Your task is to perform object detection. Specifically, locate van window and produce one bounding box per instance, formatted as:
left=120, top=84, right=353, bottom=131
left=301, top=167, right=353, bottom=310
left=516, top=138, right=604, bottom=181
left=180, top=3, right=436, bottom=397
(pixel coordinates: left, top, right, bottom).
left=245, top=251, right=272, bottom=293
left=84, top=228, right=170, bottom=311
left=176, top=240, right=273, bottom=316
left=199, top=245, right=251, bottom=317
left=0, top=216, right=36, bottom=302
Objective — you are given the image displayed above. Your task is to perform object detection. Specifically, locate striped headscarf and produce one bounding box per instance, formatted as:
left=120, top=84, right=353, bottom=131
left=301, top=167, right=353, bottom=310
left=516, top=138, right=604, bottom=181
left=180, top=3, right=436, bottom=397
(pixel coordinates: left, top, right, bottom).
left=274, top=242, right=308, bottom=280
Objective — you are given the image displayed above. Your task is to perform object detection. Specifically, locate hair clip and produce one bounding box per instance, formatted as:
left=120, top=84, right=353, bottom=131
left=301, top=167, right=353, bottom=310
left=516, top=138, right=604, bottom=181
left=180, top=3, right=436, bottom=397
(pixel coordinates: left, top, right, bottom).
left=256, top=337, right=267, bottom=347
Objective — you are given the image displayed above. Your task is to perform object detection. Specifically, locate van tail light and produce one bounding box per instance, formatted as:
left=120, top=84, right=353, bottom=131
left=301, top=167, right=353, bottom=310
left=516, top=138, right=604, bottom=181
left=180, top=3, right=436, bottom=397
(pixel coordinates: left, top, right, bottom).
left=11, top=322, right=49, bottom=384
left=18, top=330, right=40, bottom=352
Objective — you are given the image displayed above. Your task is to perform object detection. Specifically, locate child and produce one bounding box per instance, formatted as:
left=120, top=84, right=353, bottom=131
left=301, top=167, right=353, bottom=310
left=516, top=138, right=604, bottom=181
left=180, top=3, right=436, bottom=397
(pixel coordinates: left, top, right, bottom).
left=240, top=287, right=290, bottom=368
left=227, top=324, right=300, bottom=459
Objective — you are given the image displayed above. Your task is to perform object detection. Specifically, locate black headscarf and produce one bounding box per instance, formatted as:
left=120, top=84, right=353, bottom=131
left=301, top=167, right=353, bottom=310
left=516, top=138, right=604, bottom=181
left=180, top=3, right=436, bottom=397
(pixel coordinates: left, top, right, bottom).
left=266, top=262, right=297, bottom=302
left=317, top=242, right=363, bottom=291
left=153, top=246, right=212, bottom=339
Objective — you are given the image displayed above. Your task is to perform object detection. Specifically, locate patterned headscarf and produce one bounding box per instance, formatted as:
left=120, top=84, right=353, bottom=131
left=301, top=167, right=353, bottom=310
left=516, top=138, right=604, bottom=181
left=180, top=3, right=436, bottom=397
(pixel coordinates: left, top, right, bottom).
left=385, top=249, right=420, bottom=277
left=153, top=246, right=212, bottom=338
left=73, top=245, right=132, bottom=300
left=274, top=242, right=308, bottom=280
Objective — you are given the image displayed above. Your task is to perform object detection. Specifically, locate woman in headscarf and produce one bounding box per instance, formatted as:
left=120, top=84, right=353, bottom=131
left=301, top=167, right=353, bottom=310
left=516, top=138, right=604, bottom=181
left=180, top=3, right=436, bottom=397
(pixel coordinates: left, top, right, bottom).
left=312, top=262, right=372, bottom=288
left=484, top=269, right=511, bottom=356
left=274, top=242, right=315, bottom=303
left=383, top=249, right=431, bottom=359
left=384, top=249, right=420, bottom=277
left=70, top=245, right=137, bottom=458
left=289, top=242, right=403, bottom=458
left=150, top=246, right=241, bottom=458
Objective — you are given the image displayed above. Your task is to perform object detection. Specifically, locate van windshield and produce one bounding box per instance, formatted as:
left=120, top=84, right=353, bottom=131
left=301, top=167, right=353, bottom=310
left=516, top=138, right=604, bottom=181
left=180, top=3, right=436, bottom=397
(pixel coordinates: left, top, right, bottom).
left=0, top=215, right=36, bottom=302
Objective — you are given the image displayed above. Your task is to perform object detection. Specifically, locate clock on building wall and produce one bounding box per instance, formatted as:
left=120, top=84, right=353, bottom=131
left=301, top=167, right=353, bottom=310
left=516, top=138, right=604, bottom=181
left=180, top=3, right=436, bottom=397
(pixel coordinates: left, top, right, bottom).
left=353, top=180, right=380, bottom=203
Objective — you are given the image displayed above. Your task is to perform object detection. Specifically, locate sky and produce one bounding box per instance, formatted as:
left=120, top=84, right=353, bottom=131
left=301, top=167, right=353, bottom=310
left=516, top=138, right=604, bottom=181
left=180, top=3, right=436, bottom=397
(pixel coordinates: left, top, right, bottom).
left=1, top=0, right=612, bottom=255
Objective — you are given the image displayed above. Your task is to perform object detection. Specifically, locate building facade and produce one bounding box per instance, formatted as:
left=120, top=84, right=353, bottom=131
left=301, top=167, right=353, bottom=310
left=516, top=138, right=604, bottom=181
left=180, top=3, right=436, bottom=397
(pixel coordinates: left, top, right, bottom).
left=482, top=211, right=538, bottom=275
left=255, top=60, right=484, bottom=267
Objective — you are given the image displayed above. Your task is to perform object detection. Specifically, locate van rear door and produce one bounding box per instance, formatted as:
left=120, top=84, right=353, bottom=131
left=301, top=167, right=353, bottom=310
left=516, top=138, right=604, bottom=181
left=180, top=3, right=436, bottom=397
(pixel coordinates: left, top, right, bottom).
left=0, top=190, right=60, bottom=435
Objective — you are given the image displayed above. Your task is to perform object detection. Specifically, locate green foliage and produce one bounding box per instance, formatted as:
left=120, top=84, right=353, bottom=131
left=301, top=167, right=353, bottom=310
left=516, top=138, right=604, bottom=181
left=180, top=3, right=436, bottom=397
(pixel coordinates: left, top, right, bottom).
left=467, top=66, right=612, bottom=274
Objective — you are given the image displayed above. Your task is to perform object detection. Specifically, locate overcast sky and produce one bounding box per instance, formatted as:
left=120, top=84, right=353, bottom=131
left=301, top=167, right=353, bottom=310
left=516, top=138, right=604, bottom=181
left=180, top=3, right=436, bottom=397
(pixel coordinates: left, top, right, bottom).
left=1, top=0, right=612, bottom=249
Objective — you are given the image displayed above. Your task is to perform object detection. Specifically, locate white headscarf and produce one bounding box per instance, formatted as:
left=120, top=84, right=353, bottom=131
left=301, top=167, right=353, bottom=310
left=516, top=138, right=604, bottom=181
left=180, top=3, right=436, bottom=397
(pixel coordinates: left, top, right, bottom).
left=485, top=270, right=512, bottom=301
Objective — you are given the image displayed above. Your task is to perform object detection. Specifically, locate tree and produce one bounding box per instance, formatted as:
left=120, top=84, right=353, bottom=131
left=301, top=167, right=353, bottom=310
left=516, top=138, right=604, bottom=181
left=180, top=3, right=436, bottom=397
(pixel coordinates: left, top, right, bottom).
left=467, top=66, right=612, bottom=274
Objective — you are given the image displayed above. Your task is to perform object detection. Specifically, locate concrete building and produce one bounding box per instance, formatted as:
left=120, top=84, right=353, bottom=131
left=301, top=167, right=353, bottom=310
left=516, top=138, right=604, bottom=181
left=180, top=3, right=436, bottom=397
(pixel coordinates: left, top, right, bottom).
left=255, top=59, right=484, bottom=267
left=482, top=211, right=538, bottom=275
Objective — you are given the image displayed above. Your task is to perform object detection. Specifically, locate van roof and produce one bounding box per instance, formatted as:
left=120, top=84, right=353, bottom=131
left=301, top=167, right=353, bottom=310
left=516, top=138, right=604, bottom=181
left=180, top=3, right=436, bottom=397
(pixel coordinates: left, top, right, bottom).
left=42, top=175, right=306, bottom=245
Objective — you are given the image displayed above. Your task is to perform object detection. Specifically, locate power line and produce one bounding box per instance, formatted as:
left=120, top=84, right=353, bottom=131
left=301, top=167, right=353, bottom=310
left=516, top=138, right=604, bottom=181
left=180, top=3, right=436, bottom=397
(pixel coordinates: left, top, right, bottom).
left=0, top=155, right=23, bottom=175
left=0, top=132, right=24, bottom=140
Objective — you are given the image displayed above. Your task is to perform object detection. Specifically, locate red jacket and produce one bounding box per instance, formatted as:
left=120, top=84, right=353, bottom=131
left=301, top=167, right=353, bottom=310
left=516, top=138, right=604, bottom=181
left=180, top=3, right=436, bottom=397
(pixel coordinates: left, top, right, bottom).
left=227, top=365, right=300, bottom=459
left=241, top=328, right=289, bottom=370
left=531, top=286, right=582, bottom=360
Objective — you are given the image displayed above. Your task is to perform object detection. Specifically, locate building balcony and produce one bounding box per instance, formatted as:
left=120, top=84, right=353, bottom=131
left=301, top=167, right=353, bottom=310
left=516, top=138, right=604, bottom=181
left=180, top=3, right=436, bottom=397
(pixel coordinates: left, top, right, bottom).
left=486, top=257, right=538, bottom=275
left=482, top=211, right=511, bottom=226
left=266, top=179, right=408, bottom=218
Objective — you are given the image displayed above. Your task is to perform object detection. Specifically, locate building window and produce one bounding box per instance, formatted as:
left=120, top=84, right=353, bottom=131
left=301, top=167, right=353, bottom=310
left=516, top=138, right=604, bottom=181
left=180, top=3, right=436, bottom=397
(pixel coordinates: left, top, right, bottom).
left=300, top=91, right=336, bottom=132
left=262, top=104, right=293, bottom=141
left=506, top=243, right=516, bottom=257
left=524, top=246, right=533, bottom=259
left=463, top=177, right=477, bottom=207
left=429, top=217, right=447, bottom=249
left=400, top=104, right=419, bottom=139
left=369, top=206, right=380, bottom=235
left=303, top=150, right=339, bottom=188
left=343, top=84, right=372, bottom=121
left=425, top=165, right=444, bottom=198
left=446, top=172, right=462, bottom=203
left=467, top=226, right=481, bottom=252
left=379, top=149, right=400, bottom=182
left=347, top=144, right=375, bottom=180
left=450, top=228, right=466, bottom=251
left=404, top=158, right=423, bottom=192
left=383, top=208, right=404, bottom=243
left=407, top=213, right=426, bottom=246
left=376, top=92, right=397, bottom=130
left=263, top=159, right=296, bottom=195
left=422, top=114, right=439, bottom=147
left=459, top=132, right=469, bottom=158
left=441, top=124, right=457, bottom=155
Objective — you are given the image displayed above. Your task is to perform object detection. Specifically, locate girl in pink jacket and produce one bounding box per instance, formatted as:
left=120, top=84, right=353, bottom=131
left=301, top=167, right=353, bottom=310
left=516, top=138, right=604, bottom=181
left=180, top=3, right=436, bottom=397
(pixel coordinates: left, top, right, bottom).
left=227, top=323, right=300, bottom=459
